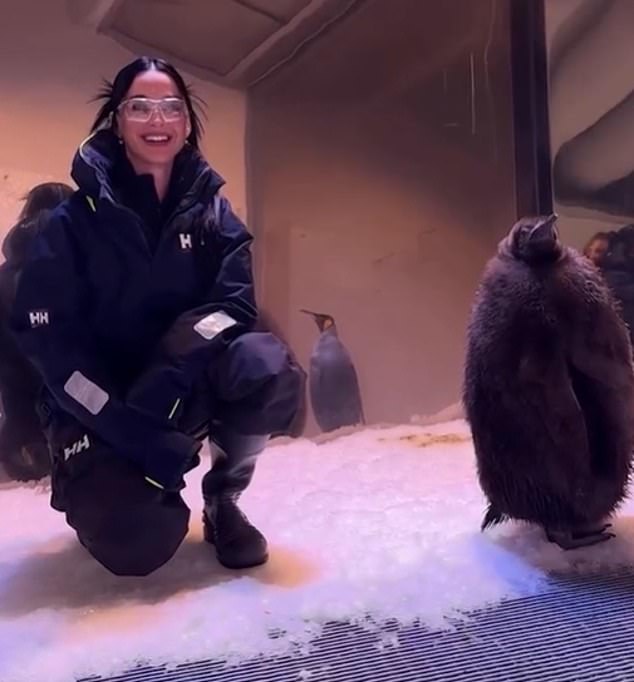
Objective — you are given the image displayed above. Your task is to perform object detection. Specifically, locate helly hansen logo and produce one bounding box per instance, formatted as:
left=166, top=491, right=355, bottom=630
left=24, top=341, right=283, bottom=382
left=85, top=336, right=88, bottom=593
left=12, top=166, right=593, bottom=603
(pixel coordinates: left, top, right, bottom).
left=179, top=233, right=193, bottom=250
left=63, top=434, right=90, bottom=461
left=29, top=310, right=49, bottom=327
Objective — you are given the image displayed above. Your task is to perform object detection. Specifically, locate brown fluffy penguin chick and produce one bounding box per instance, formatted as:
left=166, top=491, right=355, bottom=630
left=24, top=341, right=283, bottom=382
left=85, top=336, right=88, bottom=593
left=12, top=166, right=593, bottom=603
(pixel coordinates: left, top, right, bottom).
left=463, top=214, right=634, bottom=549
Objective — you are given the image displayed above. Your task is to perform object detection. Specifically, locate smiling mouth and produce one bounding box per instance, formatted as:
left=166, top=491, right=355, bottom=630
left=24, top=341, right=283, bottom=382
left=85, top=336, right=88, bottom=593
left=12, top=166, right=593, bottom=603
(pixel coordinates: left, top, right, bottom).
left=142, top=134, right=172, bottom=145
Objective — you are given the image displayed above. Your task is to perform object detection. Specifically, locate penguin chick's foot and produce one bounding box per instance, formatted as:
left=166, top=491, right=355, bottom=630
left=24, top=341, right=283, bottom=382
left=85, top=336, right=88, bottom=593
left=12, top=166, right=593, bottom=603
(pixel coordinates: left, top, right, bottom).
left=545, top=525, right=615, bottom=550
left=573, top=521, right=613, bottom=536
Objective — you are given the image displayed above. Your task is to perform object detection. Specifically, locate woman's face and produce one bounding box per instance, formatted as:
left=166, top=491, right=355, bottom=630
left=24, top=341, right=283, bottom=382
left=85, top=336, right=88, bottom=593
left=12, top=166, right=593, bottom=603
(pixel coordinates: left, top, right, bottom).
left=116, top=69, right=190, bottom=170
left=586, top=238, right=609, bottom=265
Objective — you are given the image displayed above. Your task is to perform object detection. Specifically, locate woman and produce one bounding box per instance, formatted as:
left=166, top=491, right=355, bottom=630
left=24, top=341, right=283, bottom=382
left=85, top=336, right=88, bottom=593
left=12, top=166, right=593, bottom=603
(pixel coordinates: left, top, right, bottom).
left=10, top=57, right=304, bottom=576
left=600, top=225, right=634, bottom=344
left=582, top=231, right=611, bottom=267
left=0, top=182, right=73, bottom=482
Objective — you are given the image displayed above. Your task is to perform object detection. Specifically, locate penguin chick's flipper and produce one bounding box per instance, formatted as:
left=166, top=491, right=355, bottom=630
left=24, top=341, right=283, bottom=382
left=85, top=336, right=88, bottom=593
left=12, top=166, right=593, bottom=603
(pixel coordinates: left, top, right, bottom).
left=518, top=346, right=592, bottom=474
left=567, top=304, right=634, bottom=390
left=545, top=527, right=615, bottom=550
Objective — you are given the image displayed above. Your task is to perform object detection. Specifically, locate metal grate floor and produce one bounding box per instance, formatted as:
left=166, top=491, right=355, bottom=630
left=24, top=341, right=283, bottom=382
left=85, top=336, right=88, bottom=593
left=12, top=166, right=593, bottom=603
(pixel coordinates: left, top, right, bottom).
left=84, top=570, right=634, bottom=682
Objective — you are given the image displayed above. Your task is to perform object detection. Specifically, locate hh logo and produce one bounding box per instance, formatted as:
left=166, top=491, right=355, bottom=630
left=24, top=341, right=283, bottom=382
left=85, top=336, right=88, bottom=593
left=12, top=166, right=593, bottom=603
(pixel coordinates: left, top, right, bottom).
left=63, top=434, right=90, bottom=461
left=29, top=310, right=49, bottom=327
left=179, top=233, right=193, bottom=250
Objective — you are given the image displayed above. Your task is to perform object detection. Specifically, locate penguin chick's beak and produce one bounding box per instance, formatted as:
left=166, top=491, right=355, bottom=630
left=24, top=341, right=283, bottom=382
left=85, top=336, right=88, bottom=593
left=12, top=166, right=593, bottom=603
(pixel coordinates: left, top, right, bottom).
left=528, top=213, right=559, bottom=247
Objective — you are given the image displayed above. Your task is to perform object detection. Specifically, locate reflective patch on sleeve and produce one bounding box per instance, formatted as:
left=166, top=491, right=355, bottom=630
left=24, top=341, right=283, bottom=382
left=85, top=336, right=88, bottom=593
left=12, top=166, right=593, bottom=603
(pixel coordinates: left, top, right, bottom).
left=168, top=398, right=181, bottom=420
left=193, top=311, right=237, bottom=340
left=63, top=371, right=109, bottom=415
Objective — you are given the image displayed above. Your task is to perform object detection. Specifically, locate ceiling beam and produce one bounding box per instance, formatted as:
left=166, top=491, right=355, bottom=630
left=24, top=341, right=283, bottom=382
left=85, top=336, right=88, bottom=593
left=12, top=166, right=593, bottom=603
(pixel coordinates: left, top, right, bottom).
left=79, top=0, right=361, bottom=90
left=227, top=0, right=355, bottom=86
left=231, top=0, right=285, bottom=25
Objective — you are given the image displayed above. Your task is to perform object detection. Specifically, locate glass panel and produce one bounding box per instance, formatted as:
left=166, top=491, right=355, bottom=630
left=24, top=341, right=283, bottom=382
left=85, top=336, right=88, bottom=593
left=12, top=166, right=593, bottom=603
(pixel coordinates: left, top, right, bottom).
left=249, top=0, right=516, bottom=431
left=547, top=0, right=634, bottom=247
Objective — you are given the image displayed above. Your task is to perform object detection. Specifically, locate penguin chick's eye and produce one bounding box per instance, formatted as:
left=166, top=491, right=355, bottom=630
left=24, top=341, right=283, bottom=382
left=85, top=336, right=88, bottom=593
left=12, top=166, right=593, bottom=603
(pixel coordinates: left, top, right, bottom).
left=511, top=225, right=531, bottom=251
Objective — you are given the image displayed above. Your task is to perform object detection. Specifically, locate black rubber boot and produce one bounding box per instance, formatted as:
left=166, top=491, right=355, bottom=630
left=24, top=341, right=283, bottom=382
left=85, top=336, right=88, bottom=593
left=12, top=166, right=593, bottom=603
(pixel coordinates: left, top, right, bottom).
left=203, top=493, right=268, bottom=569
left=202, top=429, right=269, bottom=569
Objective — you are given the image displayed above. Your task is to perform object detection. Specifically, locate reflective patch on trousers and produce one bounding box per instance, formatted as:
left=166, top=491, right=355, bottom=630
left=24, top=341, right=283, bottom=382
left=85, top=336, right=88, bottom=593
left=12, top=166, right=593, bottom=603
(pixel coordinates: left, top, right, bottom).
left=193, top=310, right=237, bottom=340
left=64, top=371, right=109, bottom=415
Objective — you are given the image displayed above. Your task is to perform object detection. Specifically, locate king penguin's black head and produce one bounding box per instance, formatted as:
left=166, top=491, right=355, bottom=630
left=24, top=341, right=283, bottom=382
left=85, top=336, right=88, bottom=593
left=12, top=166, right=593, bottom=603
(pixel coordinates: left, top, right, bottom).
left=508, top=213, right=562, bottom=264
left=300, top=309, right=336, bottom=333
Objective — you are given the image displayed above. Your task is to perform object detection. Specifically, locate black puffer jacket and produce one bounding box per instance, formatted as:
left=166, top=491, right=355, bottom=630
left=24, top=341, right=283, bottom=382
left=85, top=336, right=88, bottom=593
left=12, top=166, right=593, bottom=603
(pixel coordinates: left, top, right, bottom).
left=10, top=130, right=257, bottom=489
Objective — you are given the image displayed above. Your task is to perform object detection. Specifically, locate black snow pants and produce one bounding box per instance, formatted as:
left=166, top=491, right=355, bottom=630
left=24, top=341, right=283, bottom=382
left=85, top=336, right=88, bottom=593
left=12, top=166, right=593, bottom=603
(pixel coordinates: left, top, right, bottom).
left=42, top=332, right=305, bottom=576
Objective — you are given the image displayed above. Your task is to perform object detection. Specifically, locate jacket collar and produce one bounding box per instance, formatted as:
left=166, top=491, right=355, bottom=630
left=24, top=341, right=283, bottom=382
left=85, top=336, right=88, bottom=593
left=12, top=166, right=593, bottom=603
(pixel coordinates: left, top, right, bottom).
left=71, top=129, right=225, bottom=211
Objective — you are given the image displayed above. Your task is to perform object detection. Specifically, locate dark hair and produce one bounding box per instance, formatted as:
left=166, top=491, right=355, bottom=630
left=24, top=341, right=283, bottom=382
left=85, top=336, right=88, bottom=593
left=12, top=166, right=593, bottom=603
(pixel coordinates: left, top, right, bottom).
left=600, top=226, right=634, bottom=269
left=18, top=182, right=74, bottom=222
left=4, top=182, right=74, bottom=262
left=90, top=57, right=205, bottom=149
left=582, top=231, right=610, bottom=256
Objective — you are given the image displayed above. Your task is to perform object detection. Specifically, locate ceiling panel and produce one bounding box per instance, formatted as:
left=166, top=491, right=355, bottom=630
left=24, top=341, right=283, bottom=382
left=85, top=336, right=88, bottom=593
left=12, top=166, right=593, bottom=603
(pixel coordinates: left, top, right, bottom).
left=111, top=0, right=280, bottom=75
left=69, top=0, right=362, bottom=88
left=235, top=0, right=312, bottom=23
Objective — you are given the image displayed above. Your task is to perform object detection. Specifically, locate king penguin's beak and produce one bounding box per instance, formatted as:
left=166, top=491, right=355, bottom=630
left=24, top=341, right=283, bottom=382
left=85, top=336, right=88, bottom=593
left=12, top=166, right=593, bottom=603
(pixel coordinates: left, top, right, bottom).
left=528, top=213, right=559, bottom=246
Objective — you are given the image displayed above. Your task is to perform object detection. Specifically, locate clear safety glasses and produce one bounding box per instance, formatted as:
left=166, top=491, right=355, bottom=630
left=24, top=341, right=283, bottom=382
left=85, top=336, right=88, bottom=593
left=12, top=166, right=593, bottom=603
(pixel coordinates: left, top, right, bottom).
left=118, top=96, right=187, bottom=123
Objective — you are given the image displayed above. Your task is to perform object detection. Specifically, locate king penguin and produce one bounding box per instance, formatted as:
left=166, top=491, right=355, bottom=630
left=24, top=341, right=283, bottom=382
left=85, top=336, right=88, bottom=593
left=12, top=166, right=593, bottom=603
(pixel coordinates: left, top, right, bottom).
left=301, top=309, right=365, bottom=432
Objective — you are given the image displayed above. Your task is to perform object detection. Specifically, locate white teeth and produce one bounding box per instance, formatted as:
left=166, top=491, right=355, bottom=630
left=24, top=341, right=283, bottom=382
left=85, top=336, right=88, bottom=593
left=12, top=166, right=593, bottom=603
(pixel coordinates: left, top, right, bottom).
left=144, top=135, right=169, bottom=142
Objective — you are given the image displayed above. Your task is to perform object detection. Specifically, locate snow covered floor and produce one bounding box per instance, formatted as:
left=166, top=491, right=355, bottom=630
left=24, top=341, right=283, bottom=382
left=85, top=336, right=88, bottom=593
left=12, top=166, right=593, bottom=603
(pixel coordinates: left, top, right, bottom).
left=3, top=419, right=634, bottom=682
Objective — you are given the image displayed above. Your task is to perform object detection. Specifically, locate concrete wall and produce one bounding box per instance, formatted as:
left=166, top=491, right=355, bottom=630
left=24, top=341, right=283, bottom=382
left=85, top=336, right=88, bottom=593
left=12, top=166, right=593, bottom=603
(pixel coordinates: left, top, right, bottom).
left=0, top=0, right=247, bottom=235
left=248, top=0, right=517, bottom=431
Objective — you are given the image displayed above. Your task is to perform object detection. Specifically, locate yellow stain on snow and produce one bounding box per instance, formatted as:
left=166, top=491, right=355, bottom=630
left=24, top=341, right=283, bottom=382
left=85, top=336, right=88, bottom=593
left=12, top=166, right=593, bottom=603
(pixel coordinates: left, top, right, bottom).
left=185, top=523, right=320, bottom=588
left=64, top=603, right=159, bottom=641
left=60, top=548, right=321, bottom=644
left=379, top=432, right=471, bottom=448
left=250, top=546, right=321, bottom=588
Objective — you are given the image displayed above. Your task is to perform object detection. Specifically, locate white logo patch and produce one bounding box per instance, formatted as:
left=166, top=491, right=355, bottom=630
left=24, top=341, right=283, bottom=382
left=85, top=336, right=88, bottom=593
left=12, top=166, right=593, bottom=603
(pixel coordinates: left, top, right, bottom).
left=64, top=434, right=90, bottom=461
left=179, top=233, right=193, bottom=250
left=29, top=310, right=49, bottom=327
left=193, top=311, right=237, bottom=340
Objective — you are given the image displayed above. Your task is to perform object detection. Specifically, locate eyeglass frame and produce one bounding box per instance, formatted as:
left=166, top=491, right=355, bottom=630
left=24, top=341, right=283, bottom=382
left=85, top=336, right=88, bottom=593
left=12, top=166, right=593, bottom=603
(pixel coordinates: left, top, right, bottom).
left=116, top=96, right=188, bottom=122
